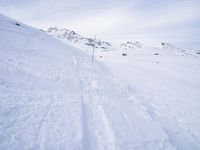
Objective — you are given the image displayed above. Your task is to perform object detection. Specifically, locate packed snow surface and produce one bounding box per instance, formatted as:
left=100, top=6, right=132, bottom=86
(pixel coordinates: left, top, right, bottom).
left=1, top=14, right=200, bottom=150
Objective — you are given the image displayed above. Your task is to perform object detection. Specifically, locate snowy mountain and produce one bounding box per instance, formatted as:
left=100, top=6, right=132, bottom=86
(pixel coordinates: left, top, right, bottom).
left=160, top=42, right=199, bottom=57
left=0, top=14, right=134, bottom=149
left=160, top=42, right=185, bottom=52
left=46, top=27, right=196, bottom=58
left=46, top=27, right=113, bottom=51
left=120, top=41, right=142, bottom=50
left=46, top=27, right=198, bottom=58
left=1, top=13, right=200, bottom=150
left=0, top=13, right=174, bottom=150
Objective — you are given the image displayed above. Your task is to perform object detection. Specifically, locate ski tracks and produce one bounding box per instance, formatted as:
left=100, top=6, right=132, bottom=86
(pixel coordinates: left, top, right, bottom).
left=75, top=56, right=174, bottom=150
left=133, top=87, right=200, bottom=150
left=76, top=56, right=118, bottom=150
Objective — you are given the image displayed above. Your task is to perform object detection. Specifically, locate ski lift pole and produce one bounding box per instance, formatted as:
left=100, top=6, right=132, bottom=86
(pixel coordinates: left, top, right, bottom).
left=92, top=35, right=96, bottom=63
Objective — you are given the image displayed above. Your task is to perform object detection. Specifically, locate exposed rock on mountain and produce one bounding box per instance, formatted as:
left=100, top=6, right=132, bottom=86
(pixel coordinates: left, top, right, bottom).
left=120, top=41, right=142, bottom=50
left=46, top=27, right=113, bottom=50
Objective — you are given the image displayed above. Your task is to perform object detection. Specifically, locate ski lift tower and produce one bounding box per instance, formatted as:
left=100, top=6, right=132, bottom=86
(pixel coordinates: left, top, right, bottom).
left=92, top=35, right=96, bottom=63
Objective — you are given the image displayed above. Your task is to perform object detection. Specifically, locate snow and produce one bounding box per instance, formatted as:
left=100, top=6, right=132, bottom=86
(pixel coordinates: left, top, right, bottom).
left=120, top=41, right=142, bottom=50
left=46, top=27, right=113, bottom=51
left=95, top=47, right=200, bottom=150
left=1, top=13, right=200, bottom=150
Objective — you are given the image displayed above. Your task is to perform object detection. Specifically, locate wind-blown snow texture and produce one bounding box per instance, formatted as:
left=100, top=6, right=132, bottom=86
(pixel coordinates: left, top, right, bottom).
left=0, top=14, right=200, bottom=150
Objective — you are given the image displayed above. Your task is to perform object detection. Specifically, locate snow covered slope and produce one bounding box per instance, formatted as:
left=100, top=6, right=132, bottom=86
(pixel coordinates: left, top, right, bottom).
left=0, top=14, right=169, bottom=150
left=96, top=47, right=200, bottom=150
left=46, top=27, right=113, bottom=51
left=160, top=42, right=198, bottom=57
left=1, top=13, right=200, bottom=150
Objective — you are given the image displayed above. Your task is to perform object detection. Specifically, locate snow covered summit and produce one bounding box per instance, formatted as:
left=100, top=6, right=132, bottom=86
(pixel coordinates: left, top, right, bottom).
left=46, top=27, right=113, bottom=51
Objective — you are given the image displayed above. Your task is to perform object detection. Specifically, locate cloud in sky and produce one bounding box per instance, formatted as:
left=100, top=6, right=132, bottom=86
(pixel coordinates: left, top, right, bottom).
left=0, top=0, right=200, bottom=48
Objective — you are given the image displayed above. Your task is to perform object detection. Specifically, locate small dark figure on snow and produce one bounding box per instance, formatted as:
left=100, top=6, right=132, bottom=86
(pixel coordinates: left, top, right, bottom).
left=122, top=53, right=127, bottom=56
left=15, top=23, right=21, bottom=26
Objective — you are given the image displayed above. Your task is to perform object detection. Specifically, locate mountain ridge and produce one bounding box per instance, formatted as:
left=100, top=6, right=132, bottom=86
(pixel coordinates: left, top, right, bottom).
left=46, top=27, right=113, bottom=51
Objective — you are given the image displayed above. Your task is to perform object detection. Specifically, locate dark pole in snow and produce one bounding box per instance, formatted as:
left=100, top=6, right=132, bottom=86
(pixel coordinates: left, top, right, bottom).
left=92, top=35, right=96, bottom=63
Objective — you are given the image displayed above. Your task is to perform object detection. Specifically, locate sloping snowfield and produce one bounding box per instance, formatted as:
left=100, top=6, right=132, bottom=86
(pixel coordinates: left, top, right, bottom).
left=0, top=14, right=200, bottom=150
left=96, top=47, right=200, bottom=150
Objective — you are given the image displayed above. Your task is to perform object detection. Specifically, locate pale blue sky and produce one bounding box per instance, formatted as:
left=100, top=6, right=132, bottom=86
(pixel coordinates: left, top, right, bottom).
left=0, top=0, right=199, bottom=48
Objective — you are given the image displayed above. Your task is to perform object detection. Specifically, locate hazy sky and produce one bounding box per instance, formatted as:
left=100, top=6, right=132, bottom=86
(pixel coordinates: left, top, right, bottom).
left=0, top=0, right=200, bottom=48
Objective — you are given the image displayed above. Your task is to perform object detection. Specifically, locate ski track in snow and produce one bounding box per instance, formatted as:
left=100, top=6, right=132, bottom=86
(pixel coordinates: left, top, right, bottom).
left=1, top=14, right=200, bottom=150
left=76, top=56, right=118, bottom=150
left=73, top=56, right=176, bottom=150
left=95, top=49, right=200, bottom=150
